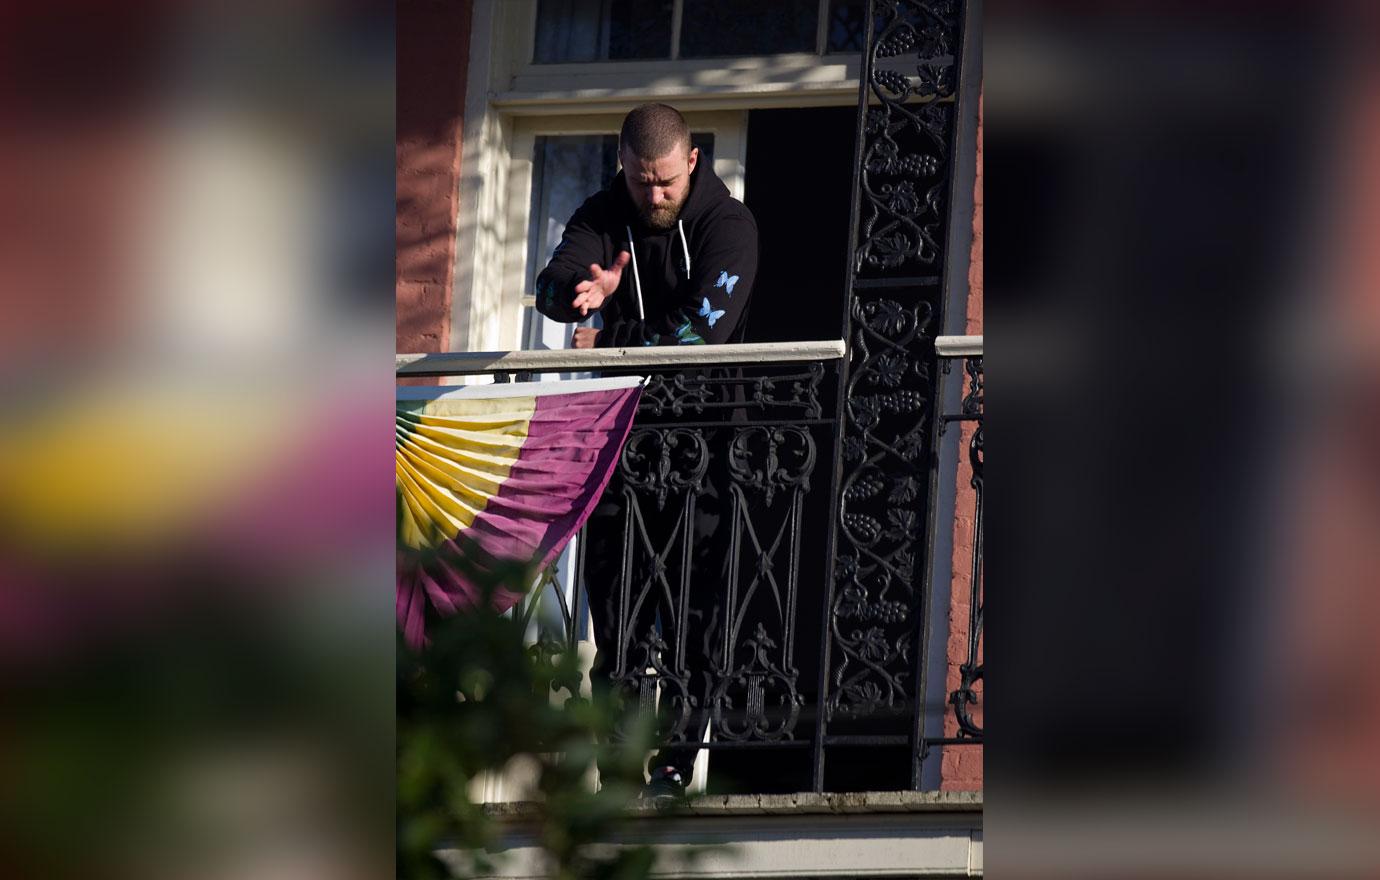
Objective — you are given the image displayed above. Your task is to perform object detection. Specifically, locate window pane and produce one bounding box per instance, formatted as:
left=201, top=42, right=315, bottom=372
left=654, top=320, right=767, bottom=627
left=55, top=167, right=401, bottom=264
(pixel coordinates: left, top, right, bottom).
left=526, top=134, right=621, bottom=297
left=825, top=0, right=866, bottom=53
left=524, top=135, right=619, bottom=349
left=680, top=0, right=818, bottom=57
left=533, top=0, right=673, bottom=63
left=692, top=132, right=715, bottom=166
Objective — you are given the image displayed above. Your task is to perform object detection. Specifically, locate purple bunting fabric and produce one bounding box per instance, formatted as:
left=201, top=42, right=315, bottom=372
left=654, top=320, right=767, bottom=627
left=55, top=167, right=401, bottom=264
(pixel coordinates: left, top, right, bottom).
left=396, top=376, right=642, bottom=647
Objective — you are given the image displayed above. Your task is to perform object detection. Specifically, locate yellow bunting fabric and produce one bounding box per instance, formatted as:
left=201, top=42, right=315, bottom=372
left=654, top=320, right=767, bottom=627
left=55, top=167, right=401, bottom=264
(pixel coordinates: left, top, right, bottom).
left=396, top=377, right=642, bottom=647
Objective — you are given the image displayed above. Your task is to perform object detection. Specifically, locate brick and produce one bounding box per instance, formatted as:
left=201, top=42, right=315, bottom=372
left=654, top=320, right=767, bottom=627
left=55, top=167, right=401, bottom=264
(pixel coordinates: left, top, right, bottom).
left=396, top=0, right=473, bottom=352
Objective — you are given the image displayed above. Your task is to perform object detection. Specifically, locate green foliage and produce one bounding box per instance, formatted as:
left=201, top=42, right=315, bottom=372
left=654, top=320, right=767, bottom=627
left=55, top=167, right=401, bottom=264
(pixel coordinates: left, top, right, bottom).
left=397, top=557, right=660, bottom=880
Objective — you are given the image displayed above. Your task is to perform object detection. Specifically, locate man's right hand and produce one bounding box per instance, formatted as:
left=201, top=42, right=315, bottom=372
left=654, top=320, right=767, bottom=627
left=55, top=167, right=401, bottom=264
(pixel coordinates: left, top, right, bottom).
left=571, top=251, right=630, bottom=317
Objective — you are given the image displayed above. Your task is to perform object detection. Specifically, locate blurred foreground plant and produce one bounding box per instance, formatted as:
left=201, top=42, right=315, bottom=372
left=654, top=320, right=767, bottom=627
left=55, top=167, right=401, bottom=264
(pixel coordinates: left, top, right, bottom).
left=397, top=546, right=659, bottom=880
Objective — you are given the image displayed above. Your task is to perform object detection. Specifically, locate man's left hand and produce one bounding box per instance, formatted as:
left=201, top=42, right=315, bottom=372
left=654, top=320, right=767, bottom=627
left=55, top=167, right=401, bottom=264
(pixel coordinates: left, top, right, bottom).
left=572, top=327, right=600, bottom=349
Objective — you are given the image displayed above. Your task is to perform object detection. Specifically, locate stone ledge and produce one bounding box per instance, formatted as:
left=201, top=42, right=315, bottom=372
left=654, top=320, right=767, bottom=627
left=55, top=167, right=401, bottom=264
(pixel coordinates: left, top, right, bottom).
left=482, top=790, right=982, bottom=821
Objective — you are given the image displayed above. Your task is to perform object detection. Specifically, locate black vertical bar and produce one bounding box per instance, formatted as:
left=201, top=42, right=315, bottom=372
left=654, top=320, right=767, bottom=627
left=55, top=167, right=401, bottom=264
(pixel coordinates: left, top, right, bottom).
left=572, top=522, right=587, bottom=653
left=784, top=485, right=803, bottom=661
left=725, top=482, right=742, bottom=668
left=678, top=489, right=693, bottom=674
left=617, top=486, right=635, bottom=674
left=678, top=477, right=695, bottom=763
left=812, top=0, right=878, bottom=795
left=969, top=414, right=983, bottom=678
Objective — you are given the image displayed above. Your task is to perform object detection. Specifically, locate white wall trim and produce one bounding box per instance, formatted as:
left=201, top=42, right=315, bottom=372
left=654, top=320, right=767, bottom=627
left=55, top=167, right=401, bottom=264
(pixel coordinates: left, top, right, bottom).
left=451, top=0, right=499, bottom=353
left=438, top=807, right=983, bottom=878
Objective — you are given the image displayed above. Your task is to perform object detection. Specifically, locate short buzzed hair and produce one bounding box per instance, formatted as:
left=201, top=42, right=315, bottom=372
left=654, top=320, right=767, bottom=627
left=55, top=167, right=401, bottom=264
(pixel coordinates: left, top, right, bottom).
left=619, top=103, right=692, bottom=160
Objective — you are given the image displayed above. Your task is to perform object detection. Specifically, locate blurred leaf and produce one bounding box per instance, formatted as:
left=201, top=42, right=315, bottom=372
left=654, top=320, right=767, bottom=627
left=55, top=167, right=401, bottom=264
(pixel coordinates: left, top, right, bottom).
left=397, top=554, right=663, bottom=879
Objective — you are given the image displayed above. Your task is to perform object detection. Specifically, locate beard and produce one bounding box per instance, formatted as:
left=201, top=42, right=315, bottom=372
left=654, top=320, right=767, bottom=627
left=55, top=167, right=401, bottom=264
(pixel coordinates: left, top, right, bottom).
left=640, top=196, right=686, bottom=230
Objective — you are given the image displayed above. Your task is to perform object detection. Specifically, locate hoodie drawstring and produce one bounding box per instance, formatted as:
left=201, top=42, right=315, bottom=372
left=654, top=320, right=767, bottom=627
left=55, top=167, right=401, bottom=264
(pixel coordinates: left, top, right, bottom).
left=625, top=224, right=645, bottom=320
left=677, top=220, right=691, bottom=277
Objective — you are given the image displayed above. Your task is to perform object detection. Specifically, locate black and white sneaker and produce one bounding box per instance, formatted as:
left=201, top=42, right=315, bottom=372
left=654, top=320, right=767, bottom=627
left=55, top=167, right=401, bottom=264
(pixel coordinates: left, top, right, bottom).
left=640, top=766, right=688, bottom=806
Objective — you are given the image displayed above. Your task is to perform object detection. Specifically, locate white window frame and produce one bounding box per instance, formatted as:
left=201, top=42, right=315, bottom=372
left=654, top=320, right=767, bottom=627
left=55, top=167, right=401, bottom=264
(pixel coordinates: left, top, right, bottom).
left=452, top=0, right=861, bottom=353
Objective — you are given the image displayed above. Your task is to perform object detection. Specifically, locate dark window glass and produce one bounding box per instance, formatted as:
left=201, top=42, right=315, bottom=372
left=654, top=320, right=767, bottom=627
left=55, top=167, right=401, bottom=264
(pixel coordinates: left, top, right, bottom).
left=680, top=0, right=818, bottom=58
left=533, top=0, right=673, bottom=63
left=742, top=107, right=854, bottom=342
left=825, top=0, right=866, bottom=53
left=692, top=133, right=715, bottom=167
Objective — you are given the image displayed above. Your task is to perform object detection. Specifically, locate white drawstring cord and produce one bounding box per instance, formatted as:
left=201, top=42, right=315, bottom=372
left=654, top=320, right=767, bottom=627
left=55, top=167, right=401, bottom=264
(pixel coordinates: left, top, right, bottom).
left=677, top=219, right=691, bottom=277
left=625, top=224, right=645, bottom=320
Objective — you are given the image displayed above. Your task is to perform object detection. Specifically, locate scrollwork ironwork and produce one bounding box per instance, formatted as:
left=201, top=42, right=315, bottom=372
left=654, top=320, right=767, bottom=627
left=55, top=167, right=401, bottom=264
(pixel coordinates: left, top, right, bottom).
left=727, top=426, right=815, bottom=506
left=637, top=364, right=825, bottom=421
left=709, top=623, right=803, bottom=742
left=961, top=355, right=983, bottom=418
left=612, top=625, right=696, bottom=743
left=855, top=0, right=959, bottom=276
left=706, top=425, right=816, bottom=742
left=620, top=427, right=709, bottom=511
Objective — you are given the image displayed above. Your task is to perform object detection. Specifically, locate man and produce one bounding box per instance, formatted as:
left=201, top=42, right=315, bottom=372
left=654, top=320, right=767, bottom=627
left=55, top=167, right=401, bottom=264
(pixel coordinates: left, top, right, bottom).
left=536, top=104, right=759, bottom=801
left=535, top=102, right=758, bottom=349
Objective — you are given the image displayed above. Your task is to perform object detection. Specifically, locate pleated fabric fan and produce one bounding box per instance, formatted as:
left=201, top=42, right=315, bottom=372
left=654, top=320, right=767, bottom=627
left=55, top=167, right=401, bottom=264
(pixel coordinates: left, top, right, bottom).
left=395, top=376, right=642, bottom=647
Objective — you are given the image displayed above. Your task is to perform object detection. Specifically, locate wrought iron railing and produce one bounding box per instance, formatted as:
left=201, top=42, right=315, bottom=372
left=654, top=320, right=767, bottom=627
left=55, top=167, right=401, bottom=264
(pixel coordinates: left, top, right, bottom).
left=397, top=336, right=980, bottom=793
left=938, top=337, right=982, bottom=742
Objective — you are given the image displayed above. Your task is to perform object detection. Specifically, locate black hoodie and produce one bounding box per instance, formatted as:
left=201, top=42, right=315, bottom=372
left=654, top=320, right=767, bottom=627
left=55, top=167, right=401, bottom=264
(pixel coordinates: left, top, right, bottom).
left=534, top=156, right=758, bottom=347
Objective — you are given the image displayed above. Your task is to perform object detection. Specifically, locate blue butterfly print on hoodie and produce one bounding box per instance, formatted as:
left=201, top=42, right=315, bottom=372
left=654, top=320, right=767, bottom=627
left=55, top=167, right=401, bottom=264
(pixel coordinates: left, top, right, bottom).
left=715, top=270, right=739, bottom=297
left=698, top=297, right=726, bottom=328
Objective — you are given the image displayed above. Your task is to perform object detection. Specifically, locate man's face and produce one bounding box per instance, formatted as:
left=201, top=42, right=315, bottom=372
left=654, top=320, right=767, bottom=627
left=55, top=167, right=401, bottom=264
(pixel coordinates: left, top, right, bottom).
left=621, top=144, right=698, bottom=230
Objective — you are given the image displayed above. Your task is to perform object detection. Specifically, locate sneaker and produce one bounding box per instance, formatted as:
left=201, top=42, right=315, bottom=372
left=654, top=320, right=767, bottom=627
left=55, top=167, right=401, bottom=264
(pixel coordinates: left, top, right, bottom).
left=640, top=766, right=688, bottom=806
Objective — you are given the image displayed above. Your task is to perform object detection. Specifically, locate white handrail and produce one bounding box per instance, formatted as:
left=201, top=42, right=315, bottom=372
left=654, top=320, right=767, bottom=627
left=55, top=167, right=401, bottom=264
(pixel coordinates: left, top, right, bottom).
left=397, top=339, right=847, bottom=376
left=934, top=335, right=982, bottom=357
left=397, top=337, right=979, bottom=376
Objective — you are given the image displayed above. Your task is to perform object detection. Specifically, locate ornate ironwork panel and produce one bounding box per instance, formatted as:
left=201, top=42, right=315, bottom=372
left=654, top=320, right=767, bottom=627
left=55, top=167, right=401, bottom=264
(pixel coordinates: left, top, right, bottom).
left=639, top=364, right=826, bottom=420
left=819, top=0, right=968, bottom=787
left=854, top=1, right=960, bottom=281
left=708, top=426, right=815, bottom=742
left=948, top=356, right=983, bottom=738
left=607, top=425, right=707, bottom=744
left=577, top=363, right=839, bottom=777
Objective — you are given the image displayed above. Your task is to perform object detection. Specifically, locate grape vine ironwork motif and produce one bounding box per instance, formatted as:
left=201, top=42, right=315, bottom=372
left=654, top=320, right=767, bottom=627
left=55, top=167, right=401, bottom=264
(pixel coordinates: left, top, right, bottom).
left=855, top=0, right=959, bottom=276
left=829, top=0, right=962, bottom=728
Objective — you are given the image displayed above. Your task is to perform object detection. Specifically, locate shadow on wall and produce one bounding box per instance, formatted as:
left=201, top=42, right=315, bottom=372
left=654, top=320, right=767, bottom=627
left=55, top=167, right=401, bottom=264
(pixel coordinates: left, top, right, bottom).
left=396, top=0, right=475, bottom=354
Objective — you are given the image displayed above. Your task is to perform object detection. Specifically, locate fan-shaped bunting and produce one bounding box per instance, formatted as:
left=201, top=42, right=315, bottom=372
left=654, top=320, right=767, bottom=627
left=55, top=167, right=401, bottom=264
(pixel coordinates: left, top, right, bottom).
left=395, top=376, right=642, bottom=647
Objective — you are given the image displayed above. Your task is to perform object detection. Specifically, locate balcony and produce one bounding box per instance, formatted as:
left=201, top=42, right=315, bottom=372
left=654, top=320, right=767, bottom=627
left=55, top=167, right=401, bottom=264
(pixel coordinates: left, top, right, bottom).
left=396, top=336, right=982, bottom=800
left=396, top=1, right=981, bottom=871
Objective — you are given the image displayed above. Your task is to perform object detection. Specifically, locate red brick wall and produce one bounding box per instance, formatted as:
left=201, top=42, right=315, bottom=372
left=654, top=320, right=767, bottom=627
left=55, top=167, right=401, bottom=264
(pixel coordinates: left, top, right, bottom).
left=396, top=0, right=473, bottom=359
left=942, top=91, right=983, bottom=792
left=1279, top=50, right=1380, bottom=801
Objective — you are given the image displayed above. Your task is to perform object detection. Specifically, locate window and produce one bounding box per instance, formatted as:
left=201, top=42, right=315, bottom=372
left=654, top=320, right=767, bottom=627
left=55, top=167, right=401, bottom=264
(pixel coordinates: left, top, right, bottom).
left=680, top=0, right=818, bottom=57
left=533, top=0, right=673, bottom=63
left=532, top=0, right=866, bottom=62
left=451, top=2, right=859, bottom=353
left=825, top=0, right=867, bottom=53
